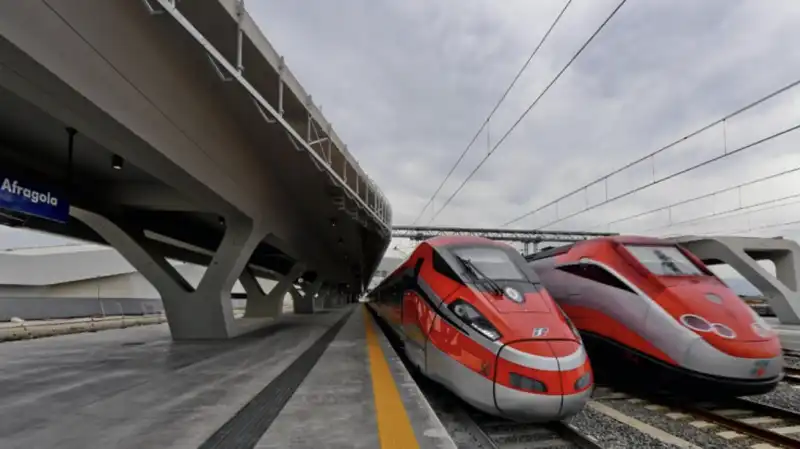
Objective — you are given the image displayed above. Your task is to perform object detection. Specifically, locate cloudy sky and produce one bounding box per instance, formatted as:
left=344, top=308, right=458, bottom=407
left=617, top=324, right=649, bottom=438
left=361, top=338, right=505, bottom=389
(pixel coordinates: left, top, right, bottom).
left=246, top=0, right=800, bottom=239
left=3, top=0, right=800, bottom=279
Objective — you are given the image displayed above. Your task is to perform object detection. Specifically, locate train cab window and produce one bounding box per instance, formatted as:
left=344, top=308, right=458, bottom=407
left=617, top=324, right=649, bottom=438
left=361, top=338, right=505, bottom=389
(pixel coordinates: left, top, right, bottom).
left=558, top=263, right=635, bottom=293
left=624, top=245, right=704, bottom=276
left=450, top=246, right=526, bottom=281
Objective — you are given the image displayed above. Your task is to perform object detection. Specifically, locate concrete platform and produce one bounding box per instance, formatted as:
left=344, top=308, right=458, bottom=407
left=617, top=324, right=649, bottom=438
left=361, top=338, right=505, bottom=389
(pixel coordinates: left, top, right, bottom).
left=257, top=306, right=456, bottom=449
left=0, top=305, right=455, bottom=449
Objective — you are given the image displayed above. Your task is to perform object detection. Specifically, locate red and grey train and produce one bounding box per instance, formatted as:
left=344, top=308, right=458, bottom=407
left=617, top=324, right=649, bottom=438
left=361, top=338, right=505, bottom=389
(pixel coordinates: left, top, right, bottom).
left=366, top=236, right=593, bottom=422
left=526, top=236, right=784, bottom=397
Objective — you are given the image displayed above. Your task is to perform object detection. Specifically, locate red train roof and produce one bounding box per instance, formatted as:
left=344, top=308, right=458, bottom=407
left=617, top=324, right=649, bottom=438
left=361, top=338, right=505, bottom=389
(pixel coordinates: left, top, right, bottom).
left=528, top=235, right=682, bottom=262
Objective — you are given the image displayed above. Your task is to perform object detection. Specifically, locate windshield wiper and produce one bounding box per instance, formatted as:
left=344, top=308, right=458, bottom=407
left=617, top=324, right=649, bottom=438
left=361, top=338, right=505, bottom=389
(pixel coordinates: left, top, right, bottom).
left=457, top=256, right=504, bottom=296
left=655, top=250, right=685, bottom=275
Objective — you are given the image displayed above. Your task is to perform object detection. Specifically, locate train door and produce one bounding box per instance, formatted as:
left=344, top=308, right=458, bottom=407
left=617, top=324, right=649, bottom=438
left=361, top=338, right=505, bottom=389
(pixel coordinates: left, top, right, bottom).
left=402, top=290, right=427, bottom=371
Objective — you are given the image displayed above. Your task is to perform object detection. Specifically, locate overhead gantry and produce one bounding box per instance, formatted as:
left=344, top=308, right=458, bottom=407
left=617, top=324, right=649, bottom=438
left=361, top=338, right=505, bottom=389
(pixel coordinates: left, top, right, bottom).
left=392, top=225, right=617, bottom=254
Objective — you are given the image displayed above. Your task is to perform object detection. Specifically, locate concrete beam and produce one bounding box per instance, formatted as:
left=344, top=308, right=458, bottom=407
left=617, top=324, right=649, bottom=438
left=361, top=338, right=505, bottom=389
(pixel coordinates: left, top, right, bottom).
left=107, top=184, right=206, bottom=212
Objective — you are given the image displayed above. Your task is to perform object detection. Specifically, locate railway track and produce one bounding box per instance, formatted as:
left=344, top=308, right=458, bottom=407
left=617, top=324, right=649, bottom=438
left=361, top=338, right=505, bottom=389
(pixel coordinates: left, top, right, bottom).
left=598, top=386, right=800, bottom=448
left=783, top=349, right=800, bottom=359
left=683, top=398, right=800, bottom=448
left=785, top=366, right=800, bottom=385
left=460, top=408, right=604, bottom=449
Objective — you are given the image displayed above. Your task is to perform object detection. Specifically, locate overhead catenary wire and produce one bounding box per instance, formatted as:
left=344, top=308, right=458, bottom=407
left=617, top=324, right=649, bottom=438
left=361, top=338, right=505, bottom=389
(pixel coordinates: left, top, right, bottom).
left=588, top=164, right=800, bottom=230
left=426, top=0, right=629, bottom=225
left=410, top=0, right=575, bottom=226
left=532, top=122, right=800, bottom=229
left=501, top=76, right=800, bottom=228
left=685, top=213, right=800, bottom=238
left=738, top=218, right=800, bottom=235
left=654, top=192, right=800, bottom=235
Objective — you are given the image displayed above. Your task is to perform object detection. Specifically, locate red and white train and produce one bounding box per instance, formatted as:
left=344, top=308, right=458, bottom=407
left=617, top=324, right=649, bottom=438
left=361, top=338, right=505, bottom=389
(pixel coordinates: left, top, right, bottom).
left=366, top=236, right=593, bottom=422
left=526, top=236, right=784, bottom=397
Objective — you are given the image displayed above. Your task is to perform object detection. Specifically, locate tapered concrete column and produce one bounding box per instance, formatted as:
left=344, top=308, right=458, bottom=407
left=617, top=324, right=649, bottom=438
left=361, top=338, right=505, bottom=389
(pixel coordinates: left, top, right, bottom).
left=72, top=207, right=271, bottom=340
left=325, top=289, right=344, bottom=308
left=313, top=284, right=331, bottom=310
left=239, top=267, right=286, bottom=319
left=292, top=278, right=323, bottom=314
left=244, top=262, right=305, bottom=318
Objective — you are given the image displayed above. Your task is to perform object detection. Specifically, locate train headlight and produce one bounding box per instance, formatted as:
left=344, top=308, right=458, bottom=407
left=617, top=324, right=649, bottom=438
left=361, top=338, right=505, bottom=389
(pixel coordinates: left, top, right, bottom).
left=747, top=306, right=775, bottom=338
left=680, top=314, right=739, bottom=339
left=574, top=372, right=592, bottom=390
left=509, top=372, right=547, bottom=393
left=752, top=322, right=774, bottom=338
left=680, top=314, right=712, bottom=333
left=449, top=299, right=503, bottom=341
left=711, top=323, right=736, bottom=339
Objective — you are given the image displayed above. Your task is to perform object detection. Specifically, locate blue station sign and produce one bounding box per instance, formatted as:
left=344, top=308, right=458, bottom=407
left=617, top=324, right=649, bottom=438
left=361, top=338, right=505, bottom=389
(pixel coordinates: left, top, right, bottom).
left=0, top=173, right=69, bottom=223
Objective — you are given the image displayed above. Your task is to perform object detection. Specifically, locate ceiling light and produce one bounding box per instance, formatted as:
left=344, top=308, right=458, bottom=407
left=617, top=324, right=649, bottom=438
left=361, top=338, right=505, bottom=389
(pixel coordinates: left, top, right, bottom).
left=112, top=154, right=124, bottom=170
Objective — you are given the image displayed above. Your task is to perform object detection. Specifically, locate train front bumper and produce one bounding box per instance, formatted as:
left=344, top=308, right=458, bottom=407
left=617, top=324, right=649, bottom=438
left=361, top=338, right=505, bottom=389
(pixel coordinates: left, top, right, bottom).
left=494, top=339, right=594, bottom=422
left=494, top=382, right=594, bottom=422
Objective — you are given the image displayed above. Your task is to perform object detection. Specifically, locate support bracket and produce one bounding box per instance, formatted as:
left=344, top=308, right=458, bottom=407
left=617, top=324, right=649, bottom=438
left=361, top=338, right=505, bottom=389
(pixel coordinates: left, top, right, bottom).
left=140, top=0, right=166, bottom=15
left=253, top=98, right=277, bottom=124
left=207, top=54, right=233, bottom=82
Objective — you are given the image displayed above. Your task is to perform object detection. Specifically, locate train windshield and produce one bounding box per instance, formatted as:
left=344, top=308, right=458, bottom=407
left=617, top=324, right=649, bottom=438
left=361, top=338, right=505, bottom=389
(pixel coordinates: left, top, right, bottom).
left=450, top=246, right=526, bottom=281
left=624, top=245, right=704, bottom=276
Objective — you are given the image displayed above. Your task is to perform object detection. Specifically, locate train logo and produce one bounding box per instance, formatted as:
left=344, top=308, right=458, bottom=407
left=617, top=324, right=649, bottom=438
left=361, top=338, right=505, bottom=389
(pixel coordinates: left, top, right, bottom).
left=504, top=286, right=522, bottom=302
left=532, top=327, right=549, bottom=338
left=751, top=360, right=770, bottom=378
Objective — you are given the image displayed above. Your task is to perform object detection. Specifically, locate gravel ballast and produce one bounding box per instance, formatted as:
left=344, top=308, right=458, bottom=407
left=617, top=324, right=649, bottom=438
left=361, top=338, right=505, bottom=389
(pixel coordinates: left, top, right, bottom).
left=567, top=404, right=679, bottom=449
left=595, top=397, right=757, bottom=449
left=784, top=354, right=800, bottom=369
left=744, top=381, right=800, bottom=414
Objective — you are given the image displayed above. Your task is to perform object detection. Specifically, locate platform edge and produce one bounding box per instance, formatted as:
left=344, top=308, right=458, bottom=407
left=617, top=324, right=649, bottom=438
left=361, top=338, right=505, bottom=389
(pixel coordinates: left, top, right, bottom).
left=367, top=306, right=458, bottom=449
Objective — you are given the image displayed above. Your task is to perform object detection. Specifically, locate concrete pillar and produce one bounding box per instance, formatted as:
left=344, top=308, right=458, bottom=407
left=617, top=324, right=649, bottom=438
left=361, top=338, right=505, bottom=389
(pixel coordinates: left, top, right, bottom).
left=292, top=278, right=323, bottom=314
left=325, top=288, right=344, bottom=308
left=72, top=207, right=272, bottom=339
left=673, top=236, right=800, bottom=325
left=313, top=286, right=329, bottom=310
left=244, top=263, right=305, bottom=318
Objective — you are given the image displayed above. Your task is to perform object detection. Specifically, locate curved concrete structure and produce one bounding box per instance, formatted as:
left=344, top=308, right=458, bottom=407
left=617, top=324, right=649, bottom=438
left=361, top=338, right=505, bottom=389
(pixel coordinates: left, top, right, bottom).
left=0, top=0, right=391, bottom=338
left=0, top=243, right=312, bottom=321
left=671, top=235, right=800, bottom=325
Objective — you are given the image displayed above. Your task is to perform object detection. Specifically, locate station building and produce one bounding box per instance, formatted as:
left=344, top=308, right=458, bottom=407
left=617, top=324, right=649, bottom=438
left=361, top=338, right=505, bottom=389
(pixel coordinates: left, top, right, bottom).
left=0, top=239, right=408, bottom=321
left=0, top=243, right=285, bottom=321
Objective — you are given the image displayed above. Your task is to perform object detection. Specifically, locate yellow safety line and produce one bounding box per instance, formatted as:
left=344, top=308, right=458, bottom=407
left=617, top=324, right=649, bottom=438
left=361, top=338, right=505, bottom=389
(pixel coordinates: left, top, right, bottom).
left=363, top=306, right=421, bottom=449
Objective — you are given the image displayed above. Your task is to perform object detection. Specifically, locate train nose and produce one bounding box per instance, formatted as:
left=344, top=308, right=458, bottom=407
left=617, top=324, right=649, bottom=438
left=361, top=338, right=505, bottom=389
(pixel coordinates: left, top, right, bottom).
left=494, top=339, right=593, bottom=422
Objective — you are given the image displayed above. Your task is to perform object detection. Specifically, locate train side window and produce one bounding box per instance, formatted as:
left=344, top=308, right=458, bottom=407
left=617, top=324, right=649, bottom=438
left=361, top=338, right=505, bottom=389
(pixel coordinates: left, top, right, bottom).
left=432, top=251, right=463, bottom=284
left=557, top=263, right=635, bottom=293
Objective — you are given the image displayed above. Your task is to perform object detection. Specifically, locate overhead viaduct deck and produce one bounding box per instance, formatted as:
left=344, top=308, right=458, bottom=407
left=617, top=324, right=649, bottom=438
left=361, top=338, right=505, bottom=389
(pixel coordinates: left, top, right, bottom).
left=0, top=0, right=392, bottom=339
